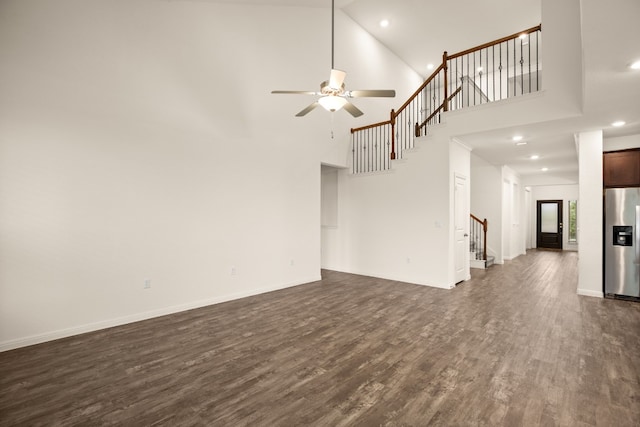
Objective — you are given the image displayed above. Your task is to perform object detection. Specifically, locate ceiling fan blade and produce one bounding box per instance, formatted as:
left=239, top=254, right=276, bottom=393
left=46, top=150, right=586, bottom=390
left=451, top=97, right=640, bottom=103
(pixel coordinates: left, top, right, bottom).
left=272, top=90, right=318, bottom=95
left=296, top=102, right=319, bottom=117
left=329, top=69, right=347, bottom=90
left=347, top=90, right=396, bottom=98
left=343, top=101, right=364, bottom=118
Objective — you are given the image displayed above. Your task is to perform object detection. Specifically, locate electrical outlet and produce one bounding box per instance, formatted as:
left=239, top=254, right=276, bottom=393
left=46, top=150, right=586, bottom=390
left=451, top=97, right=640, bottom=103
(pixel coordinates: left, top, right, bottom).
left=144, top=279, right=151, bottom=289
left=231, top=266, right=237, bottom=276
left=406, top=257, right=411, bottom=264
left=290, top=259, right=295, bottom=266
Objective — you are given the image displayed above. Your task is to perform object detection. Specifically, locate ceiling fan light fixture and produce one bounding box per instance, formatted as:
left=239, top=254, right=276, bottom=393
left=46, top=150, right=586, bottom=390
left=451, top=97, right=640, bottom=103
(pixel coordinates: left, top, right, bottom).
left=318, top=95, right=348, bottom=112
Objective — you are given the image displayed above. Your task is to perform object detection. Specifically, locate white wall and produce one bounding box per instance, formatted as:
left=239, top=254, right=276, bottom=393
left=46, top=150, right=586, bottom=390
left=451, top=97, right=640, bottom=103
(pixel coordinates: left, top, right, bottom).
left=0, top=0, right=420, bottom=350
left=604, top=134, right=640, bottom=152
left=334, top=133, right=453, bottom=288
left=529, top=185, right=579, bottom=251
left=577, top=130, right=603, bottom=298
left=502, top=166, right=526, bottom=260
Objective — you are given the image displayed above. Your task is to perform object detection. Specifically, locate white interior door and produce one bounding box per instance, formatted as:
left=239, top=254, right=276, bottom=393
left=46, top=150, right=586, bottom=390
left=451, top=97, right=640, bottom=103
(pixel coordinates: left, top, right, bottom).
left=454, top=173, right=468, bottom=283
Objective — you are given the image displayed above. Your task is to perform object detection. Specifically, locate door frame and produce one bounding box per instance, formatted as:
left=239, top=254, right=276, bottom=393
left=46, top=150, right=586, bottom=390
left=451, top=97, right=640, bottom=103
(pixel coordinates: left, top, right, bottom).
left=536, top=200, right=563, bottom=249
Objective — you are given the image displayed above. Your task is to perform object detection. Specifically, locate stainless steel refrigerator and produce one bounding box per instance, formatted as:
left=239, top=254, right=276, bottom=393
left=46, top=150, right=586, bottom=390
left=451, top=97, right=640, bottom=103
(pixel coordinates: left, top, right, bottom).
left=605, top=187, right=640, bottom=299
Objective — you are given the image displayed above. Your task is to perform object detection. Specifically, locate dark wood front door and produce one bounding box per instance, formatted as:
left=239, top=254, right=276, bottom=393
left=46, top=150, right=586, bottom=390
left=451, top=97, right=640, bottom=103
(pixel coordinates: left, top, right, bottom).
left=537, top=200, right=563, bottom=249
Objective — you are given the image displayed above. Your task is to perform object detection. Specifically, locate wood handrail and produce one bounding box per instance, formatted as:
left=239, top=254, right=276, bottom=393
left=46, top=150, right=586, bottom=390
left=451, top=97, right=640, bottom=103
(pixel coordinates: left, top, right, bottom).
left=447, top=24, right=541, bottom=60
left=470, top=214, right=487, bottom=230
left=395, top=62, right=446, bottom=116
left=351, top=119, right=392, bottom=134
left=415, top=86, right=463, bottom=136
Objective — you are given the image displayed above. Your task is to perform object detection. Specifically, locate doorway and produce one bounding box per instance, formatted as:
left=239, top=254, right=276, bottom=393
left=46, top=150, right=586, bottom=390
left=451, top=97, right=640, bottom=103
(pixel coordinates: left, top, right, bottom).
left=536, top=200, right=563, bottom=249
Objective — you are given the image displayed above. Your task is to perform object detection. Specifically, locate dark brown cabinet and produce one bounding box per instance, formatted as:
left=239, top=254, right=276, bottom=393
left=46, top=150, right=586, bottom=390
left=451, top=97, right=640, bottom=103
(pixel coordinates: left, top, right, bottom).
left=603, top=150, right=640, bottom=188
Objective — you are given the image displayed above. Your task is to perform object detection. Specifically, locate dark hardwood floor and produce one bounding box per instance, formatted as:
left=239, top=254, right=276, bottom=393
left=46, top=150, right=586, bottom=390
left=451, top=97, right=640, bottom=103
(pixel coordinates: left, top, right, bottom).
left=1, top=250, right=639, bottom=426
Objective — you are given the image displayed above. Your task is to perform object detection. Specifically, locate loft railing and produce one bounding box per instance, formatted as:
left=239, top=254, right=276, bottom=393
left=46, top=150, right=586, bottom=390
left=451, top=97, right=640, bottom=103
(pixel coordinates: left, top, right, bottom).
left=470, top=214, right=488, bottom=262
left=351, top=24, right=541, bottom=174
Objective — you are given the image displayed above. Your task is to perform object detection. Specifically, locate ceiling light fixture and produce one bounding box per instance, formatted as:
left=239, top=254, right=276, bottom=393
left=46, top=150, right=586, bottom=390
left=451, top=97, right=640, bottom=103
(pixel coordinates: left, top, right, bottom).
left=515, top=141, right=527, bottom=146
left=612, top=120, right=626, bottom=127
left=427, top=63, right=435, bottom=71
left=318, top=95, right=348, bottom=112
left=530, top=155, right=539, bottom=160
left=630, top=61, right=640, bottom=70
left=379, top=19, right=390, bottom=28
left=541, top=167, right=549, bottom=172
left=512, top=135, right=523, bottom=141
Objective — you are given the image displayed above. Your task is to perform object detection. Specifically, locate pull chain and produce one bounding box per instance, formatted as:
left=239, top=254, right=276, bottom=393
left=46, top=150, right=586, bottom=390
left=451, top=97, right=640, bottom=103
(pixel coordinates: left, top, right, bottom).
left=331, top=112, right=335, bottom=139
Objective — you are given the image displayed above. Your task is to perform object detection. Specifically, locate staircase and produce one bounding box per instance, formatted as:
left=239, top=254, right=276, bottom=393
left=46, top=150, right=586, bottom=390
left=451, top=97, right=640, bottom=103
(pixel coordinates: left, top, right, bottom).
left=350, top=24, right=541, bottom=175
left=469, top=214, right=494, bottom=269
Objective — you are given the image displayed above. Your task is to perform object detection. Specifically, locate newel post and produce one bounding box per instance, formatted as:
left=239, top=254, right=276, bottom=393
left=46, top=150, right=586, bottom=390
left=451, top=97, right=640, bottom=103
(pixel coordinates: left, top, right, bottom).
left=443, top=51, right=449, bottom=112
left=482, top=218, right=488, bottom=261
left=390, top=109, right=396, bottom=160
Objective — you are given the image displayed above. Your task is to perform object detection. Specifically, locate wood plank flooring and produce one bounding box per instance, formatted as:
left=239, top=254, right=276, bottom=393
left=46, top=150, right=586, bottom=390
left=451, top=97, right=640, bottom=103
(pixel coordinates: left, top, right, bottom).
left=1, top=250, right=639, bottom=426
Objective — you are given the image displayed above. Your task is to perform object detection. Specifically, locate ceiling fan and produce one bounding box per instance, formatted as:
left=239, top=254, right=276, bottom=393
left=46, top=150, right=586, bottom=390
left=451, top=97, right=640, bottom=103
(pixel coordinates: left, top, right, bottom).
left=271, top=0, right=396, bottom=117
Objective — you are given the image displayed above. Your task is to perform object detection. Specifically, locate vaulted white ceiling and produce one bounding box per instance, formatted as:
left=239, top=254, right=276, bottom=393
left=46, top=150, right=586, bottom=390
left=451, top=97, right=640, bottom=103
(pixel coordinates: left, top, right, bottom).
left=196, top=0, right=640, bottom=185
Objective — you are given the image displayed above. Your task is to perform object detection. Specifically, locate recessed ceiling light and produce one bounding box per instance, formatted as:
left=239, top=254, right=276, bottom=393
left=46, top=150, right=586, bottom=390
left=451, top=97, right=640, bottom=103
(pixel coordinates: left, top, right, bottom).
left=512, top=135, right=523, bottom=141
left=630, top=61, right=640, bottom=70
left=515, top=141, right=527, bottom=146
left=612, top=121, right=626, bottom=127
left=427, top=63, right=435, bottom=71
left=530, top=155, right=539, bottom=160
left=541, top=167, right=549, bottom=172
left=379, top=19, right=390, bottom=28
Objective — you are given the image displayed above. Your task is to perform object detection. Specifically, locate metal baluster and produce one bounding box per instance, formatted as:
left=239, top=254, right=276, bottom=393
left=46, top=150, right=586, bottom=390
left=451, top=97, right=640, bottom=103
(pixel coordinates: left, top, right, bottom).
left=473, top=51, right=476, bottom=106
left=480, top=49, right=483, bottom=103
left=356, top=132, right=360, bottom=173
left=499, top=42, right=503, bottom=100
left=513, top=38, right=516, bottom=96
left=477, top=221, right=480, bottom=260
left=536, top=30, right=539, bottom=91
left=520, top=37, right=524, bottom=95
left=528, top=32, right=531, bottom=93
left=385, top=126, right=389, bottom=170
left=377, top=126, right=380, bottom=171
left=476, top=221, right=480, bottom=260
left=352, top=133, right=355, bottom=173
left=492, top=45, right=495, bottom=101
left=506, top=40, right=509, bottom=98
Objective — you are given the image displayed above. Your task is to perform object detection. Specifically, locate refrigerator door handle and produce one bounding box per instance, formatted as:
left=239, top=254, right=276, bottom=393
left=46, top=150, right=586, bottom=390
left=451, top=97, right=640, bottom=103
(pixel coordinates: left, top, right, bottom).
left=636, top=206, right=640, bottom=264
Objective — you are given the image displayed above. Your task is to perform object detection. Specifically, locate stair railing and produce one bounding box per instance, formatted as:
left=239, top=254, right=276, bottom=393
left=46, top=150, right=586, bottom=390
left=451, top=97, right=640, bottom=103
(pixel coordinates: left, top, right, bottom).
left=350, top=24, right=541, bottom=174
left=470, top=214, right=488, bottom=261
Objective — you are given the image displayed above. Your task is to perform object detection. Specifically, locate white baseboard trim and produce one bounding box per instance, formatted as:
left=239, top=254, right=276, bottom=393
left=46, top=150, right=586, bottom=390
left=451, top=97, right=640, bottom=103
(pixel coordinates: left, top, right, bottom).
left=0, top=275, right=321, bottom=353
left=325, top=268, right=454, bottom=289
left=577, top=288, right=604, bottom=298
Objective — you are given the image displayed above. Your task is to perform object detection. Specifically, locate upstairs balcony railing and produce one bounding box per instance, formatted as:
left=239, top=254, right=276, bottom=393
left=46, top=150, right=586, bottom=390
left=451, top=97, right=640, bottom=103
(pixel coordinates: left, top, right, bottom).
left=351, top=25, right=541, bottom=174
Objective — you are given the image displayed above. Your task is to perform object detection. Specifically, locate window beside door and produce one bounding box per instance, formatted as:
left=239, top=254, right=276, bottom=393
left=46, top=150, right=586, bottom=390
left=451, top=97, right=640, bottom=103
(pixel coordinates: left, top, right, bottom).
left=568, top=200, right=577, bottom=243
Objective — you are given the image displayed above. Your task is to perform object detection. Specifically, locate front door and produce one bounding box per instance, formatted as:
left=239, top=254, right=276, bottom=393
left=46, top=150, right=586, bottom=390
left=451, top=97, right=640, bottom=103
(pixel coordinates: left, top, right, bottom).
left=536, top=200, right=563, bottom=249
